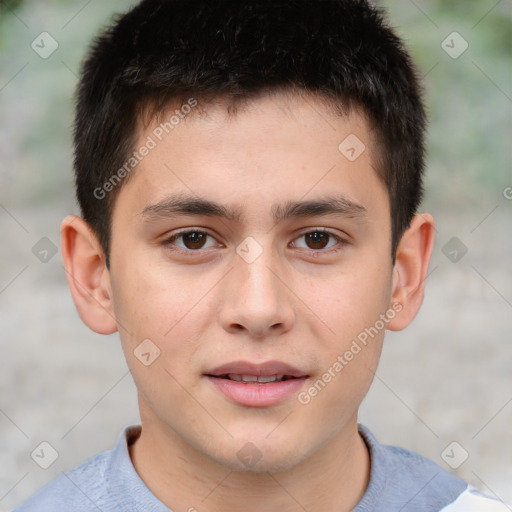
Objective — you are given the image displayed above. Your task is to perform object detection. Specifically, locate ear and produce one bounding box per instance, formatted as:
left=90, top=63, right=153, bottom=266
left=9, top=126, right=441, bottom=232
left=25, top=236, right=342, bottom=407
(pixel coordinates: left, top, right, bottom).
left=60, top=215, right=118, bottom=335
left=386, top=213, right=435, bottom=331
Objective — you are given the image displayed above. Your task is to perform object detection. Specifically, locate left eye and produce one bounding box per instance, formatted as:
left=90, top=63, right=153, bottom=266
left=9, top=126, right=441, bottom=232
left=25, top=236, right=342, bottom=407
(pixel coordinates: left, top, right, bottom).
left=292, top=230, right=343, bottom=251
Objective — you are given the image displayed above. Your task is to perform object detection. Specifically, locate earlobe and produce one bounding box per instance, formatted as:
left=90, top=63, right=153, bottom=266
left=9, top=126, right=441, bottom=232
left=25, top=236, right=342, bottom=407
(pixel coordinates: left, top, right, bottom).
left=387, top=213, right=435, bottom=331
left=60, top=215, right=118, bottom=335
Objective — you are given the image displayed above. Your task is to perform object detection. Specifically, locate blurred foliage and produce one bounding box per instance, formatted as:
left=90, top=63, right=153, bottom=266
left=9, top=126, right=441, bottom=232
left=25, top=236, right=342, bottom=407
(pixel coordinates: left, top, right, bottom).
left=391, top=0, right=512, bottom=54
left=383, top=0, right=512, bottom=207
left=0, top=0, right=25, bottom=17
left=0, top=0, right=27, bottom=31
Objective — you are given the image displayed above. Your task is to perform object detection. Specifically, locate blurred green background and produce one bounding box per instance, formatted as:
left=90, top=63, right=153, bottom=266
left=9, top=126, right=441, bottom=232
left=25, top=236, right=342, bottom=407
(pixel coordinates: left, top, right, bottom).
left=0, top=0, right=511, bottom=211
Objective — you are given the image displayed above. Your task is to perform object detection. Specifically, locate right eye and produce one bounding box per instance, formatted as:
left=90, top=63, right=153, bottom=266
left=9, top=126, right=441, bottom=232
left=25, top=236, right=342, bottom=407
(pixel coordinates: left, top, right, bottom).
left=161, top=229, right=224, bottom=256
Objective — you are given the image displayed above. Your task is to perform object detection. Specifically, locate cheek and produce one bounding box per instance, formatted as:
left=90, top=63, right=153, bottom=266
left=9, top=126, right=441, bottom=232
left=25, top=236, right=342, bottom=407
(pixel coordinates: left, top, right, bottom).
left=110, top=257, right=217, bottom=363
left=304, top=256, right=393, bottom=346
left=298, top=270, right=389, bottom=423
left=110, top=261, right=213, bottom=413
left=317, top=256, right=391, bottom=398
left=113, top=258, right=185, bottom=329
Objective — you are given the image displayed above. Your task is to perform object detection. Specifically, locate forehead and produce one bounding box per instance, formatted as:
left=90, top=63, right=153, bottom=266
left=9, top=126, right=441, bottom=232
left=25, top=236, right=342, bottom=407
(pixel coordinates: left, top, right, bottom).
left=115, top=91, right=388, bottom=224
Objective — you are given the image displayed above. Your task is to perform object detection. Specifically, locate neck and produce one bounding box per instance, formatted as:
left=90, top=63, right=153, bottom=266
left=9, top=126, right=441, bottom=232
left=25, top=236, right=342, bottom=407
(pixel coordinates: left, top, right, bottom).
left=129, top=413, right=370, bottom=512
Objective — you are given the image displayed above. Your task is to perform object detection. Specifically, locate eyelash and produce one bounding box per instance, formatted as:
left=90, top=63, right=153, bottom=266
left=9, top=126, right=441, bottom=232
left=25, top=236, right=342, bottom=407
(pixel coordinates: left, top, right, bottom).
left=162, top=228, right=348, bottom=257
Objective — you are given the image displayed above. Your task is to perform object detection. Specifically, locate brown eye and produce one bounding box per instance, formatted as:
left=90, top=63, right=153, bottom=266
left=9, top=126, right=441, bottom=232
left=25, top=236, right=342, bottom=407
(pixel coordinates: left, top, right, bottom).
left=164, top=229, right=217, bottom=253
left=292, top=229, right=346, bottom=253
left=181, top=231, right=207, bottom=249
left=305, top=231, right=330, bottom=250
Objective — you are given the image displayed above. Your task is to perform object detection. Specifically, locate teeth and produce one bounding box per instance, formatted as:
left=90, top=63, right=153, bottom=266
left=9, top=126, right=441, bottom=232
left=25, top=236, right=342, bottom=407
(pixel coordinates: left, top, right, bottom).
left=226, top=374, right=288, bottom=383
left=257, top=375, right=278, bottom=383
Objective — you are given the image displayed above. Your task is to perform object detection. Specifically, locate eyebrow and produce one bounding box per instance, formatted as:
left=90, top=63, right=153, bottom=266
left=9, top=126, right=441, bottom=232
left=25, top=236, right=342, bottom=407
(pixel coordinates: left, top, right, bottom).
left=140, top=193, right=367, bottom=224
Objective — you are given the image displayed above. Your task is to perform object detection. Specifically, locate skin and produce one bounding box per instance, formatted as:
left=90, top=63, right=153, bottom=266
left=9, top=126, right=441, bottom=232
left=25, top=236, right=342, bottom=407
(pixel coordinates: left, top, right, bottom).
left=61, top=91, right=435, bottom=512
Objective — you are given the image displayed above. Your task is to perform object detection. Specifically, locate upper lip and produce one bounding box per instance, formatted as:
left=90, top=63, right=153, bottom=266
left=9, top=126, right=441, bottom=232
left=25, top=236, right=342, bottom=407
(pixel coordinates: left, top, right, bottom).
left=205, top=360, right=308, bottom=378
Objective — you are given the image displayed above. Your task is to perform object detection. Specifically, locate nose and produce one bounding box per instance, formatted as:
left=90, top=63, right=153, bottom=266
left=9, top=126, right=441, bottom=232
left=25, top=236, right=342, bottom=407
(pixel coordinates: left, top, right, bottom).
left=218, top=243, right=295, bottom=339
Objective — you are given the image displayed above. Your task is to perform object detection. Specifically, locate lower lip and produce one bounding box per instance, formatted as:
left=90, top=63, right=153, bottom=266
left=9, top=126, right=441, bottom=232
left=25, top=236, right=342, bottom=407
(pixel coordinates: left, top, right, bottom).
left=206, top=376, right=307, bottom=407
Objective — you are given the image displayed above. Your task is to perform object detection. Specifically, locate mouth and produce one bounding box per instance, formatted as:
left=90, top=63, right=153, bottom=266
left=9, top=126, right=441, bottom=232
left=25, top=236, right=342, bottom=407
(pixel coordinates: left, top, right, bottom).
left=211, top=374, right=300, bottom=383
left=204, top=361, right=309, bottom=407
left=205, top=360, right=308, bottom=381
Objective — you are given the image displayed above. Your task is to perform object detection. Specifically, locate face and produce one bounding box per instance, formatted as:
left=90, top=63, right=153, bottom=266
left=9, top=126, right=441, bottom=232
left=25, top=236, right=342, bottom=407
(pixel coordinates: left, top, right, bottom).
left=107, top=92, right=395, bottom=472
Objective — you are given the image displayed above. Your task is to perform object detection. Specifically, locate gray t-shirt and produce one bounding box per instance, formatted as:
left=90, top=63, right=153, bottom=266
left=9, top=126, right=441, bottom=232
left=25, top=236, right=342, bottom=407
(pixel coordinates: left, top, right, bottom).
left=13, top=424, right=506, bottom=511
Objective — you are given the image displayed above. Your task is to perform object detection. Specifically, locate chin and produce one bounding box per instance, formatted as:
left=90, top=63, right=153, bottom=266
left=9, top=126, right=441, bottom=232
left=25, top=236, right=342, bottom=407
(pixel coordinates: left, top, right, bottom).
left=207, top=437, right=310, bottom=474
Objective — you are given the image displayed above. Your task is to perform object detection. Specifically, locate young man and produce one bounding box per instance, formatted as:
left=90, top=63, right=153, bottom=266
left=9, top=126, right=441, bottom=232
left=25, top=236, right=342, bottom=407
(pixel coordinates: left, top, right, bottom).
left=14, top=0, right=506, bottom=510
